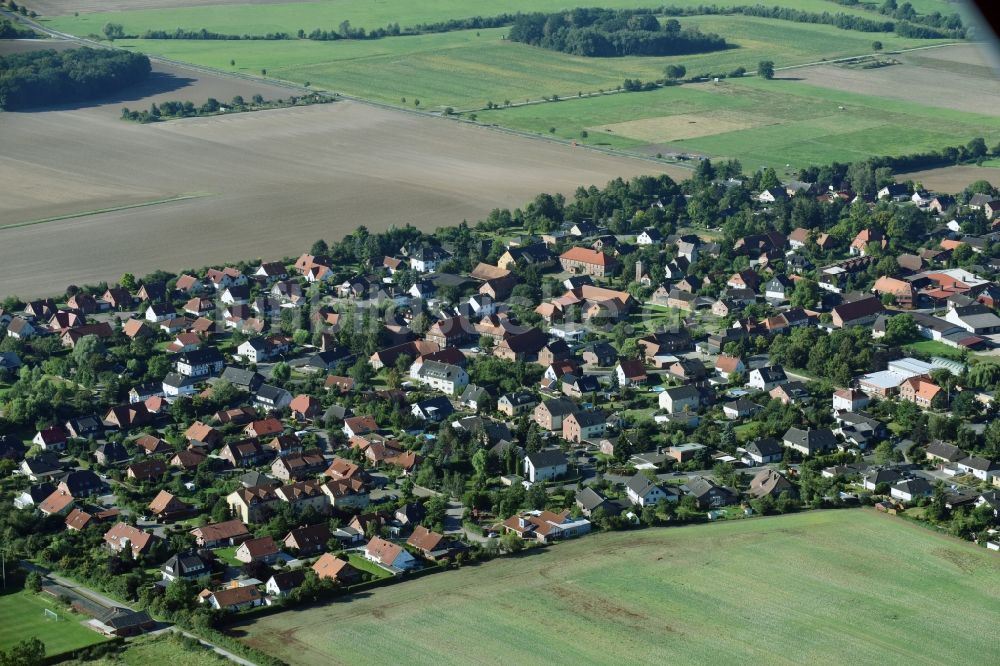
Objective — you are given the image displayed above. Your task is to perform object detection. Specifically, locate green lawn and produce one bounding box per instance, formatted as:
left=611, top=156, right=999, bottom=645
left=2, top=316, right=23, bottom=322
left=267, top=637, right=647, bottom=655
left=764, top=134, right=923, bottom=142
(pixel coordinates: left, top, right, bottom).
left=233, top=510, right=1000, bottom=665
left=903, top=339, right=965, bottom=359
left=0, top=590, right=107, bottom=655
left=733, top=421, right=762, bottom=442
left=346, top=553, right=392, bottom=580
left=213, top=547, right=242, bottom=567
left=44, top=0, right=949, bottom=37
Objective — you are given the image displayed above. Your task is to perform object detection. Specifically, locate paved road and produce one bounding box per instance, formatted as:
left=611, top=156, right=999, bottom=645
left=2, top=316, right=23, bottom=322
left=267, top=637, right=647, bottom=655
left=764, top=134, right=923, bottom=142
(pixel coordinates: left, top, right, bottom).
left=21, top=562, right=257, bottom=665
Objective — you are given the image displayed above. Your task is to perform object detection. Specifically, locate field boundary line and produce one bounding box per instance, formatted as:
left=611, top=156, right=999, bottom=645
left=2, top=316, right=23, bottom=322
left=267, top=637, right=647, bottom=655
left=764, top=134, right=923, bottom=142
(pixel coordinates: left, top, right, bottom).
left=0, top=194, right=210, bottom=231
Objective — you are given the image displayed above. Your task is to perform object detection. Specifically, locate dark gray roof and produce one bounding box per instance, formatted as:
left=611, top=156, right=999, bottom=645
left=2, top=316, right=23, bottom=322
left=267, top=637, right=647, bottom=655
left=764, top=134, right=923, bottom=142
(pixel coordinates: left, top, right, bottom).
left=220, top=366, right=264, bottom=389
left=746, top=437, right=782, bottom=457
left=256, top=384, right=290, bottom=402
left=575, top=487, right=608, bottom=511
left=525, top=449, right=567, bottom=469
left=540, top=398, right=577, bottom=417
left=625, top=473, right=661, bottom=496
left=664, top=385, right=700, bottom=400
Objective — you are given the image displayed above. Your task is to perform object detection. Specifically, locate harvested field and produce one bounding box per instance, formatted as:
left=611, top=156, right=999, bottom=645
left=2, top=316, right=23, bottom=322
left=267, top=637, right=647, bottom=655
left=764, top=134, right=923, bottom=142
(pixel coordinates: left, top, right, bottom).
left=898, top=164, right=1000, bottom=191
left=230, top=510, right=1000, bottom=666
left=593, top=111, right=765, bottom=142
left=0, top=53, right=678, bottom=299
left=787, top=45, right=1000, bottom=116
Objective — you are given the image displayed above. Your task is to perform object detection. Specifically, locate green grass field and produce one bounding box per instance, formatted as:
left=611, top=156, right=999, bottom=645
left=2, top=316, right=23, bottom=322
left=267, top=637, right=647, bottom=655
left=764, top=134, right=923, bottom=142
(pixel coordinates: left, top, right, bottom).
left=98, top=16, right=949, bottom=113
left=41, top=0, right=978, bottom=171
left=233, top=510, right=1000, bottom=666
left=74, top=634, right=229, bottom=666
left=0, top=590, right=108, bottom=656
left=477, top=75, right=1000, bottom=169
left=45, top=0, right=960, bottom=36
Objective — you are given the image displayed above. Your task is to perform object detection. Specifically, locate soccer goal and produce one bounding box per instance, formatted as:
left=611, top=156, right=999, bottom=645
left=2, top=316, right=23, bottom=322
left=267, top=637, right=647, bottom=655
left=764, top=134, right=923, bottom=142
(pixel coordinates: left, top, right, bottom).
left=42, top=608, right=60, bottom=621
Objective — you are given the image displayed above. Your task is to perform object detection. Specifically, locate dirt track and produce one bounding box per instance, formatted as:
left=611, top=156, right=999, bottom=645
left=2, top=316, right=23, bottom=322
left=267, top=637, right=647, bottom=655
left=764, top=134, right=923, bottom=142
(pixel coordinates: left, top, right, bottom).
left=0, top=43, right=681, bottom=298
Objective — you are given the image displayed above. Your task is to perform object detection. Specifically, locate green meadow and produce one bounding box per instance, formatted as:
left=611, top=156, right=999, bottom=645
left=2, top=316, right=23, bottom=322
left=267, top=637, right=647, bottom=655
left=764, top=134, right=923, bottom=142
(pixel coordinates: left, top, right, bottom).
left=234, top=510, right=1000, bottom=665
left=44, top=0, right=956, bottom=36
left=477, top=75, right=1000, bottom=169
left=103, top=15, right=950, bottom=113
left=39, top=0, right=982, bottom=170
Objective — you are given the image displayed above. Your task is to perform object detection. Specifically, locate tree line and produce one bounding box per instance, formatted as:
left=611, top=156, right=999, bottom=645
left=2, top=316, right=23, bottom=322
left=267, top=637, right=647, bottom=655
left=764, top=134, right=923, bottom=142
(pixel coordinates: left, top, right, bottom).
left=0, top=18, right=36, bottom=38
left=110, top=2, right=964, bottom=44
left=509, top=10, right=727, bottom=57
left=120, top=92, right=331, bottom=123
left=0, top=47, right=150, bottom=111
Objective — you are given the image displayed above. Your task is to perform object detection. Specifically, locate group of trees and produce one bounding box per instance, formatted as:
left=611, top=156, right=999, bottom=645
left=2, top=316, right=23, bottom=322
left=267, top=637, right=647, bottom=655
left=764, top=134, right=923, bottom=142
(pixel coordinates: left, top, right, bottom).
left=120, top=92, right=328, bottom=123
left=509, top=10, right=727, bottom=57
left=0, top=18, right=35, bottom=38
left=0, top=47, right=150, bottom=110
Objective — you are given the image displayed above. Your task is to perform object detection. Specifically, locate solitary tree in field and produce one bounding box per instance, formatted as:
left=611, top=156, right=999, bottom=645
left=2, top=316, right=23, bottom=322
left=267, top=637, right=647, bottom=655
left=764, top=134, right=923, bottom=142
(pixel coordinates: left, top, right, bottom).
left=664, top=64, right=686, bottom=81
left=414, top=99, right=420, bottom=107
left=102, top=22, right=124, bottom=40
left=758, top=60, right=775, bottom=79
left=261, top=68, right=267, bottom=76
left=871, top=40, right=883, bottom=51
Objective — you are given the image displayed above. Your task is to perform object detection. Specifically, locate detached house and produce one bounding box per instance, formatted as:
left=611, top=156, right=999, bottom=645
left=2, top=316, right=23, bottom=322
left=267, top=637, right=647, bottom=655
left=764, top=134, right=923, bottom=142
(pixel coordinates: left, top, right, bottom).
left=658, top=385, right=701, bottom=414
left=498, top=391, right=538, bottom=417
left=559, top=247, right=619, bottom=277
left=783, top=427, right=838, bottom=456
left=235, top=536, right=279, bottom=564
left=615, top=359, right=648, bottom=387
left=191, top=519, right=251, bottom=548
left=626, top=473, right=678, bottom=507
left=533, top=398, right=577, bottom=431
left=562, top=411, right=606, bottom=444
left=523, top=450, right=568, bottom=483
left=739, top=437, right=783, bottom=466
left=414, top=360, right=469, bottom=395
left=104, top=522, right=157, bottom=557
left=203, top=586, right=263, bottom=612
left=312, top=553, right=361, bottom=584
left=502, top=510, right=591, bottom=544
left=364, top=536, right=417, bottom=573
left=175, top=347, right=224, bottom=378
left=748, top=366, right=787, bottom=392
left=831, top=297, right=884, bottom=329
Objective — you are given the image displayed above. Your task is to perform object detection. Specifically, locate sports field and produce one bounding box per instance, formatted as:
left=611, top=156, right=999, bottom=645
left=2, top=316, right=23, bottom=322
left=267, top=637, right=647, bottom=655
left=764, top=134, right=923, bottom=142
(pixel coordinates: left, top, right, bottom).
left=0, top=590, right=107, bottom=655
left=230, top=510, right=1000, bottom=666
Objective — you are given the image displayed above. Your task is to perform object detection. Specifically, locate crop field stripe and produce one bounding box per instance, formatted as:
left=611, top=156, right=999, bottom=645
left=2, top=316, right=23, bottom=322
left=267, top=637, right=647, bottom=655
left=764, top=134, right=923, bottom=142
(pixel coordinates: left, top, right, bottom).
left=0, top=193, right=211, bottom=230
